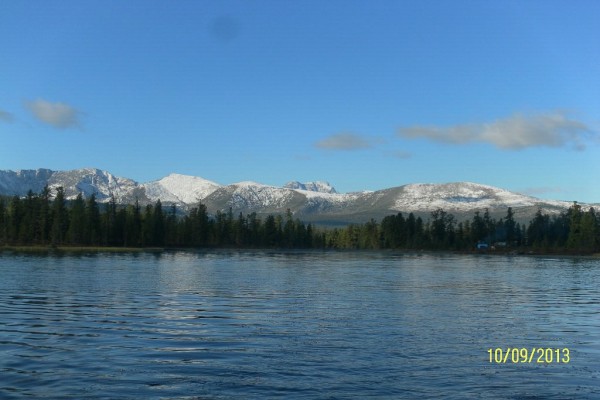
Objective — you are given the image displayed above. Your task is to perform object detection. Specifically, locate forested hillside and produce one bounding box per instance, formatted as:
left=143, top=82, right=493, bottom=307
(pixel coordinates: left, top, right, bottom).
left=1, top=187, right=598, bottom=253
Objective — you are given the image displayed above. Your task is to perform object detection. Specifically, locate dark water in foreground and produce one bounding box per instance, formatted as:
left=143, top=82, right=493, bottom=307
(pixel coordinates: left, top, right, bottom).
left=0, top=251, right=598, bottom=399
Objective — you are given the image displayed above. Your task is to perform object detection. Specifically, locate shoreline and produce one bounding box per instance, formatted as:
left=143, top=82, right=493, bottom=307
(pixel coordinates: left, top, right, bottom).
left=1, top=245, right=599, bottom=259
left=0, top=245, right=164, bottom=254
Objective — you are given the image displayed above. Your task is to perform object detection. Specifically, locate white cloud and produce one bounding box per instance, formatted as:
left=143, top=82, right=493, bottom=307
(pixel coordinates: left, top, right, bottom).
left=25, top=99, right=82, bottom=129
left=315, top=132, right=373, bottom=150
left=0, top=109, right=14, bottom=123
left=398, top=111, right=593, bottom=150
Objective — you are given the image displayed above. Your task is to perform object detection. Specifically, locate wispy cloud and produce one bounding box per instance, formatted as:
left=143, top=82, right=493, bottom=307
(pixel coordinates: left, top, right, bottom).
left=397, top=111, right=593, bottom=150
left=25, top=98, right=82, bottom=129
left=315, top=132, right=374, bottom=150
left=0, top=109, right=14, bottom=123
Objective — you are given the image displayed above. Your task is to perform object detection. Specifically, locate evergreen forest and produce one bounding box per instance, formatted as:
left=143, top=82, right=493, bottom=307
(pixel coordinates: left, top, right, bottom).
left=1, top=187, right=599, bottom=254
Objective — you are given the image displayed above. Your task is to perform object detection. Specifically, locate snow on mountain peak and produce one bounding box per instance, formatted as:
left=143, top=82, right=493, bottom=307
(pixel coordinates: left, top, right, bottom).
left=226, top=181, right=297, bottom=210
left=143, top=173, right=221, bottom=204
left=284, top=181, right=337, bottom=194
left=393, top=182, right=540, bottom=211
left=0, top=169, right=54, bottom=195
left=232, top=181, right=273, bottom=188
left=0, top=168, right=590, bottom=224
left=46, top=168, right=138, bottom=202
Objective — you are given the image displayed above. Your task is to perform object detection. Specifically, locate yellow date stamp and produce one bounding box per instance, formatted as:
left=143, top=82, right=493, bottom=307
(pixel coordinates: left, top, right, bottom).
left=487, top=348, right=570, bottom=364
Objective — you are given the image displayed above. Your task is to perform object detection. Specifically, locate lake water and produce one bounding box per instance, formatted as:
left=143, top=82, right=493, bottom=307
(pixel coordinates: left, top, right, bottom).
left=0, top=251, right=599, bottom=399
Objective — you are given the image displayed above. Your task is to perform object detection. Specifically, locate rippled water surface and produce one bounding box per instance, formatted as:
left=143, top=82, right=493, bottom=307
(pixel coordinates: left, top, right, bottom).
left=1, top=251, right=599, bottom=399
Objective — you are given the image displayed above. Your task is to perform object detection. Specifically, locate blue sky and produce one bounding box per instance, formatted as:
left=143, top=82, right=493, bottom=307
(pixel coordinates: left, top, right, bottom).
left=1, top=1, right=599, bottom=202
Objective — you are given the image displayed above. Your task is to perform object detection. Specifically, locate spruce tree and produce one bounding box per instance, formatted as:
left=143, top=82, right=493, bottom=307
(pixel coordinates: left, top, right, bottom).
left=579, top=208, right=596, bottom=252
left=0, top=198, right=6, bottom=244
left=566, top=202, right=583, bottom=250
left=67, top=193, right=86, bottom=245
left=50, top=187, right=68, bottom=245
left=38, top=186, right=51, bottom=245
left=263, top=215, right=277, bottom=247
left=152, top=200, right=165, bottom=246
left=18, top=191, right=36, bottom=244
left=504, top=207, right=516, bottom=245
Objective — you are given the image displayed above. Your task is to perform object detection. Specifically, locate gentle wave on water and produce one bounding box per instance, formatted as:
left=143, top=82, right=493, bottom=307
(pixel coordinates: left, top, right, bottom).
left=1, top=251, right=599, bottom=399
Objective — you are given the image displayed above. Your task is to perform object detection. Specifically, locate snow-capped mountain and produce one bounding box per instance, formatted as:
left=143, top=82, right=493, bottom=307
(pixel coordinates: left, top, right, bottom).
left=0, top=168, right=143, bottom=204
left=47, top=168, right=141, bottom=204
left=284, top=181, right=337, bottom=194
left=202, top=181, right=306, bottom=214
left=0, top=168, right=54, bottom=195
left=142, top=173, right=221, bottom=205
left=0, top=168, right=590, bottom=224
left=393, top=182, right=554, bottom=212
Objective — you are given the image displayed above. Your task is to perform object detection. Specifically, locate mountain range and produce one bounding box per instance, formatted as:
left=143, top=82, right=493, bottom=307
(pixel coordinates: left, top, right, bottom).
left=0, top=168, right=591, bottom=224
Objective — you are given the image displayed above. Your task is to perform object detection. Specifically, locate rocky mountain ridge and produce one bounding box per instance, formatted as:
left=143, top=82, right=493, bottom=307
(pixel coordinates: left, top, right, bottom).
left=0, top=168, right=591, bottom=224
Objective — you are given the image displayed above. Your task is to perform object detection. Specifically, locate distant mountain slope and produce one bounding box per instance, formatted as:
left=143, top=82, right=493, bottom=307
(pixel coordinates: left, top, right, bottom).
left=0, top=167, right=591, bottom=224
left=0, top=168, right=54, bottom=195
left=0, top=168, right=145, bottom=204
left=46, top=168, right=141, bottom=204
left=142, top=173, right=221, bottom=205
left=284, top=181, right=337, bottom=194
left=202, top=181, right=307, bottom=214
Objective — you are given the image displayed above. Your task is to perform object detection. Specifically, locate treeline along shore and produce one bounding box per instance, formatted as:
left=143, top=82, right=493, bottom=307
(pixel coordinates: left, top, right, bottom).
left=1, top=187, right=599, bottom=254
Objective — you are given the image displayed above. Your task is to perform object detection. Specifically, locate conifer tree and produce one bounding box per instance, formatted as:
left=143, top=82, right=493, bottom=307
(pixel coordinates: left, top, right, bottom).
left=406, top=213, right=417, bottom=247
left=114, top=207, right=127, bottom=246
left=6, top=196, right=23, bottom=243
left=361, top=218, right=380, bottom=249
left=247, top=212, right=260, bottom=247
left=567, top=202, right=583, bottom=250
left=0, top=198, right=5, bottom=244
left=50, top=187, right=68, bottom=245
left=528, top=208, right=550, bottom=249
left=67, top=193, right=86, bottom=245
left=430, top=208, right=454, bottom=248
left=125, top=199, right=142, bottom=247
left=294, top=218, right=307, bottom=248
left=18, top=190, right=37, bottom=244
left=37, top=186, right=51, bottom=244
left=165, top=204, right=178, bottom=247
left=305, top=223, right=314, bottom=247
left=414, top=215, right=425, bottom=247
left=471, top=211, right=486, bottom=244
left=504, top=207, right=516, bottom=245
left=142, top=204, right=154, bottom=246
left=152, top=200, right=165, bottom=246
left=283, top=209, right=295, bottom=247
left=98, top=194, right=113, bottom=245
left=579, top=208, right=596, bottom=252
left=262, top=215, right=277, bottom=247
